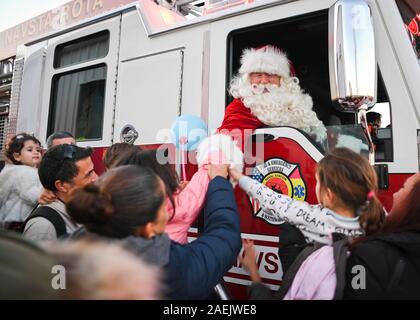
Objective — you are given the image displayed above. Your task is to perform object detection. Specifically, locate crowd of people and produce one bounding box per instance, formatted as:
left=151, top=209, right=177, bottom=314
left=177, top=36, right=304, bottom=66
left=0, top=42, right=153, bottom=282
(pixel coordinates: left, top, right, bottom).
left=0, top=45, right=419, bottom=300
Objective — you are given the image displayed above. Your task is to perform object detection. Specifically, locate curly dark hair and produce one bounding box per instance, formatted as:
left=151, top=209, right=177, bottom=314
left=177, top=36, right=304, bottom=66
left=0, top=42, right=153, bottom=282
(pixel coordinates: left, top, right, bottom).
left=6, top=133, right=41, bottom=165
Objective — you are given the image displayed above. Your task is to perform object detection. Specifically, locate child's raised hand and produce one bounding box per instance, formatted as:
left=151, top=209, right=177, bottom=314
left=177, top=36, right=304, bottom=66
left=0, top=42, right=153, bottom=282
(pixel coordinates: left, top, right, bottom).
left=240, top=240, right=261, bottom=283
left=207, top=164, right=230, bottom=180
left=229, top=167, right=243, bottom=182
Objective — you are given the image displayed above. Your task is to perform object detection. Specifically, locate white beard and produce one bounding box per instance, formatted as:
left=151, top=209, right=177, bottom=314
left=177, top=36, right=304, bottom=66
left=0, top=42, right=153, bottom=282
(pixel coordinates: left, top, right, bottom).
left=229, top=75, right=327, bottom=143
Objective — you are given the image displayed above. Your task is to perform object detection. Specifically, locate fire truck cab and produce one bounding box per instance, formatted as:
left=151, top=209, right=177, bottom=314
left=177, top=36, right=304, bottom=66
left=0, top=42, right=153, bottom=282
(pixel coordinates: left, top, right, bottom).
left=4, top=0, right=420, bottom=298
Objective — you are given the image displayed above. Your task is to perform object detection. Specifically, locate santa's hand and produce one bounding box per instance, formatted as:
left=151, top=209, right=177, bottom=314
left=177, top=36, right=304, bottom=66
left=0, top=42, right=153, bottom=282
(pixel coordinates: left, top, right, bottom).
left=229, top=167, right=243, bottom=182
left=312, top=125, right=327, bottom=144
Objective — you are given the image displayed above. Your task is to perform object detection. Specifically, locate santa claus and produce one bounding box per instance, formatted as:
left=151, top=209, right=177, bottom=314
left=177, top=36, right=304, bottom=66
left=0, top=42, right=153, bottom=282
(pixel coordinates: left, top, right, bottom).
left=218, top=45, right=326, bottom=143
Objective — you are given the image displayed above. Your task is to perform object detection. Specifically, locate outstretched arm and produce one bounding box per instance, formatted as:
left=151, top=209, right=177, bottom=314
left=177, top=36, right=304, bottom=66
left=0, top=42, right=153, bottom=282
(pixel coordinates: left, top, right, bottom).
left=231, top=168, right=322, bottom=230
left=168, top=166, right=241, bottom=299
left=240, top=240, right=261, bottom=283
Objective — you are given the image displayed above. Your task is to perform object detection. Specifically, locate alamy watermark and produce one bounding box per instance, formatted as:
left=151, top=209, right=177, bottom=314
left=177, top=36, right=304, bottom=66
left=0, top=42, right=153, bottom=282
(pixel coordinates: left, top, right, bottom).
left=51, top=265, right=66, bottom=290
left=351, top=265, right=366, bottom=290
left=155, top=124, right=266, bottom=176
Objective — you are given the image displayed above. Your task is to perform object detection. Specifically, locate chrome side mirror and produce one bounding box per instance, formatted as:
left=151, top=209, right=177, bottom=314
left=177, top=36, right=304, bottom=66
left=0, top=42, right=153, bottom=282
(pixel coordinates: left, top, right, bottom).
left=329, top=0, right=377, bottom=112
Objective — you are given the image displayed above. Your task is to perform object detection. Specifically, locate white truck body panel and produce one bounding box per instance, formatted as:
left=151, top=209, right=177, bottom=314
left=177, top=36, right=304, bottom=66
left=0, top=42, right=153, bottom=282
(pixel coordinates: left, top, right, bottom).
left=9, top=0, right=418, bottom=170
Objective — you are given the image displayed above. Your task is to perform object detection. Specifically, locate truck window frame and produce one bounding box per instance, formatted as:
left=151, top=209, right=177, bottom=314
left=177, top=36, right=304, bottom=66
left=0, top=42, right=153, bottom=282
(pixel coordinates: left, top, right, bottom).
left=225, top=9, right=394, bottom=162
left=47, top=63, right=107, bottom=141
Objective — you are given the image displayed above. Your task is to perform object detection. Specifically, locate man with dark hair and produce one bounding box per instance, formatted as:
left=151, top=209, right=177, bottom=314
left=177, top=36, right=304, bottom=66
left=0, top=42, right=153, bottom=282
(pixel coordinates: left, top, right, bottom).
left=366, top=111, right=382, bottom=150
left=39, top=131, right=76, bottom=204
left=23, top=144, right=97, bottom=241
left=46, top=131, right=76, bottom=149
left=366, top=111, right=382, bottom=127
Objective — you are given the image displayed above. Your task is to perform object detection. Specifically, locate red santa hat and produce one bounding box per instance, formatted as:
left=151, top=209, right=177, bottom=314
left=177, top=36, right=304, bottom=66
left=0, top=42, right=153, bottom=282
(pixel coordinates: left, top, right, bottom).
left=238, top=45, right=295, bottom=78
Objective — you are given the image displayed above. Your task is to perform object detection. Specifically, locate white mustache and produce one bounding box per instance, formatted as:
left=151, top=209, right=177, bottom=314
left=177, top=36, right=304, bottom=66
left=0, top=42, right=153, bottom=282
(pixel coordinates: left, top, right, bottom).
left=251, top=83, right=279, bottom=95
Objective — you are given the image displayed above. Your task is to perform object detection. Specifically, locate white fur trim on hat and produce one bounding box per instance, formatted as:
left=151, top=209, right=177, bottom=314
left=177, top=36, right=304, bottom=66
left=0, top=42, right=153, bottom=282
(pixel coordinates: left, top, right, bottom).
left=239, top=45, right=291, bottom=78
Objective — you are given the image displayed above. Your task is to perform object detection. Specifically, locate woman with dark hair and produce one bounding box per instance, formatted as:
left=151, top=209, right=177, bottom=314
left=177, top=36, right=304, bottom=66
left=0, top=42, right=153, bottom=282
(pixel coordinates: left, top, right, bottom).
left=344, top=172, right=420, bottom=299
left=102, top=142, right=140, bottom=171
left=66, top=164, right=241, bottom=299
left=115, top=149, right=180, bottom=222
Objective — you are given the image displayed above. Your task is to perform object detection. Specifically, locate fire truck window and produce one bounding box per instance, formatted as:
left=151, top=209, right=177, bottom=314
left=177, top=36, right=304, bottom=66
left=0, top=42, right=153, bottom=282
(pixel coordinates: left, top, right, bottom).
left=227, top=10, right=356, bottom=126
left=227, top=9, right=394, bottom=161
left=396, top=0, right=420, bottom=61
left=365, top=68, right=393, bottom=163
left=54, top=31, right=109, bottom=69
left=48, top=65, right=106, bottom=141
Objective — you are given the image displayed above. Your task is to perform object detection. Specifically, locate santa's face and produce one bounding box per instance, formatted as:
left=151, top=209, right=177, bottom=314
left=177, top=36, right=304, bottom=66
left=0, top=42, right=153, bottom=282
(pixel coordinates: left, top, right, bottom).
left=242, top=76, right=312, bottom=125
left=228, top=72, right=327, bottom=142
left=249, top=72, right=281, bottom=88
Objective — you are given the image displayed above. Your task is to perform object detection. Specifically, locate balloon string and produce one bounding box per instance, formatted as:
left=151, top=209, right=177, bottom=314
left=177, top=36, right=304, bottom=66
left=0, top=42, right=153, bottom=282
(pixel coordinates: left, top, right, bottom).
left=181, top=145, right=187, bottom=181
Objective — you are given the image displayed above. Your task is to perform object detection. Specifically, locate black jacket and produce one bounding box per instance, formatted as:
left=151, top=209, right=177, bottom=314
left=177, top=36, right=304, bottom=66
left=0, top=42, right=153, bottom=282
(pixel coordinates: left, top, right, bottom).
left=344, top=231, right=420, bottom=299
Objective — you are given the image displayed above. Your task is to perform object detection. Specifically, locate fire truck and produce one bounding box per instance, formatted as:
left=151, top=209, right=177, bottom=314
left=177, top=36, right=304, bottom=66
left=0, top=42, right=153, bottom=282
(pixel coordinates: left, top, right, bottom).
left=2, top=0, right=419, bottom=298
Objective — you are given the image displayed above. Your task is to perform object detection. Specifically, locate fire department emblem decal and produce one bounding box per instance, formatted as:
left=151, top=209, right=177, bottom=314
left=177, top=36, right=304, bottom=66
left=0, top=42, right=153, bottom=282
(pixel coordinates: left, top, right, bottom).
left=250, top=157, right=307, bottom=225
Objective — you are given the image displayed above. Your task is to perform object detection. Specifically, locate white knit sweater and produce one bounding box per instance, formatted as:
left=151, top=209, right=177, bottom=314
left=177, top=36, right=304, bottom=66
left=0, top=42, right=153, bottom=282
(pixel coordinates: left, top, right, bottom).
left=0, top=164, right=42, bottom=223
left=239, top=176, right=364, bottom=244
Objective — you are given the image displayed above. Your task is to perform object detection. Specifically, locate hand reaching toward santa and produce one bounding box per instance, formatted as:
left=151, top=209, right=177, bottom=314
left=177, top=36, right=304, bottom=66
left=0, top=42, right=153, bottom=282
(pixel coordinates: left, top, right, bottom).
left=196, top=134, right=244, bottom=186
left=240, top=240, right=261, bottom=283
left=229, top=167, right=244, bottom=183
left=208, top=164, right=230, bottom=180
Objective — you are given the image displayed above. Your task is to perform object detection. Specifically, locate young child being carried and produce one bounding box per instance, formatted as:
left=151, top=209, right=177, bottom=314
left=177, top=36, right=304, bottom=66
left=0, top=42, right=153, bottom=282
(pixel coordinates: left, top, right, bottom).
left=0, top=133, right=43, bottom=230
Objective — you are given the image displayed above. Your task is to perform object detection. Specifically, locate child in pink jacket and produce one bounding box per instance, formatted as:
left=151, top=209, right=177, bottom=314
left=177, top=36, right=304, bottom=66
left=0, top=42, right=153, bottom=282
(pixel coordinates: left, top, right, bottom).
left=164, top=163, right=211, bottom=243
left=115, top=134, right=243, bottom=244
left=165, top=151, right=231, bottom=243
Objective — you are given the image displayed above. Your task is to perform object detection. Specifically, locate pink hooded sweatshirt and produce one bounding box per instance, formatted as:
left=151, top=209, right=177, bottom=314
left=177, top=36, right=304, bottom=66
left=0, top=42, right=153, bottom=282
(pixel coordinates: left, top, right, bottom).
left=165, top=167, right=209, bottom=244
left=165, top=151, right=226, bottom=244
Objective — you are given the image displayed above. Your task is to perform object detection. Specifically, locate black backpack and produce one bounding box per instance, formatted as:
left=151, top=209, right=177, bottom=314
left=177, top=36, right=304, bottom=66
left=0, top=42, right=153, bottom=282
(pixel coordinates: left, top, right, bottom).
left=277, top=223, right=309, bottom=275
left=23, top=205, right=69, bottom=238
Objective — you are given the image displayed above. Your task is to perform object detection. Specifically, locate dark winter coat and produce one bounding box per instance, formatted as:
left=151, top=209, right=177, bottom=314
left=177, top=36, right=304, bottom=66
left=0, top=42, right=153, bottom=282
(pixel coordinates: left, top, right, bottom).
left=344, top=231, right=420, bottom=300
left=71, top=176, right=242, bottom=299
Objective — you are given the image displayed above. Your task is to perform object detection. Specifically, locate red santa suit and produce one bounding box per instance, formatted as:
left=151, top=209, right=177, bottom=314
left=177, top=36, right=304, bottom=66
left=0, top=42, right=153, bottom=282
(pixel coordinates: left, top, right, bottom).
left=218, top=98, right=267, bottom=131
left=217, top=45, right=326, bottom=144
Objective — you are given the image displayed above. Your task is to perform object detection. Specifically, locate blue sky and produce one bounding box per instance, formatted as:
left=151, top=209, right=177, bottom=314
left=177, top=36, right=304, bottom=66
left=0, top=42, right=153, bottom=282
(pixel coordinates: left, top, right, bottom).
left=0, top=0, right=70, bottom=32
